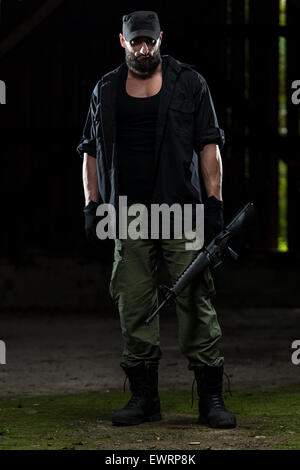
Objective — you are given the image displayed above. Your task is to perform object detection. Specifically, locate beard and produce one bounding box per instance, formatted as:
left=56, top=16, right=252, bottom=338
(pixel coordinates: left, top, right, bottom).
left=125, top=47, right=161, bottom=75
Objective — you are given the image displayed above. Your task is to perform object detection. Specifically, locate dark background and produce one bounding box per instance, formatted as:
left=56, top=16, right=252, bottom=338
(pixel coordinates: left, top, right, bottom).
left=0, top=0, right=299, bottom=313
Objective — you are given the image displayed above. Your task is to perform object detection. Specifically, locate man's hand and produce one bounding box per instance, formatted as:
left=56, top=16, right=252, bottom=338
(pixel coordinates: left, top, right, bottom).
left=199, top=144, right=223, bottom=242
left=83, top=200, right=100, bottom=242
left=204, top=196, right=224, bottom=243
left=82, top=153, right=101, bottom=242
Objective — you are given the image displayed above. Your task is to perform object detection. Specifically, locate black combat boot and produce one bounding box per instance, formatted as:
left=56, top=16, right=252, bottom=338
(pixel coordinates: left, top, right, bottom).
left=192, top=363, right=237, bottom=429
left=112, top=361, right=161, bottom=426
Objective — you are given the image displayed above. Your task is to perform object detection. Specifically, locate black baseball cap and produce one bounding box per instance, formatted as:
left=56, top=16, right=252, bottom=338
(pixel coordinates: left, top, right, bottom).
left=122, top=11, right=161, bottom=42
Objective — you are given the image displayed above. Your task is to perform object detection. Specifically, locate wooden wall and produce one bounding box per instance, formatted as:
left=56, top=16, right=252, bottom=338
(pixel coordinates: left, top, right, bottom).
left=0, top=0, right=299, bottom=261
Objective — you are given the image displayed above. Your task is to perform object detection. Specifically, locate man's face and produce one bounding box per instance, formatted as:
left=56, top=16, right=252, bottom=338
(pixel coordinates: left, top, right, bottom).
left=120, top=32, right=163, bottom=75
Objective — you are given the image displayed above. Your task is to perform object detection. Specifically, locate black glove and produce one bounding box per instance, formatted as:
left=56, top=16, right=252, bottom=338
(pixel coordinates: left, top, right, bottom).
left=83, top=200, right=100, bottom=242
left=204, top=196, right=224, bottom=243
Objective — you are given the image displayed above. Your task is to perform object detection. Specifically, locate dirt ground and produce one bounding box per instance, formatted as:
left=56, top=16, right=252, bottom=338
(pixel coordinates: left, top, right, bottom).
left=0, top=307, right=299, bottom=396
left=0, top=307, right=299, bottom=451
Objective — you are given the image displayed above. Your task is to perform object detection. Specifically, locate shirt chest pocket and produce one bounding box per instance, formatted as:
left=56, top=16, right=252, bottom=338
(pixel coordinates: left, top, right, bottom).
left=168, top=98, right=195, bottom=136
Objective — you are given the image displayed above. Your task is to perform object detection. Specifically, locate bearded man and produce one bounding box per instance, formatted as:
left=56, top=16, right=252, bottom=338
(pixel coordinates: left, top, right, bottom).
left=77, top=10, right=236, bottom=429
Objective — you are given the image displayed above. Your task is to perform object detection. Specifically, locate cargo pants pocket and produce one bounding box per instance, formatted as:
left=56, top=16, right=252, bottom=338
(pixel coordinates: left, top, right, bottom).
left=109, top=239, right=124, bottom=302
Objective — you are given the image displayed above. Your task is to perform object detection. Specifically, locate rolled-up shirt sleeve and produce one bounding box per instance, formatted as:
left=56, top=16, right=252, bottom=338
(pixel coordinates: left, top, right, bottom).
left=76, top=87, right=98, bottom=158
left=194, top=77, right=225, bottom=152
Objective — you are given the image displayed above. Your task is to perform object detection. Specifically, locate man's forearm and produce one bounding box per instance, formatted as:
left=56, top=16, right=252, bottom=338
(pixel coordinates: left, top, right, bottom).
left=82, top=153, right=100, bottom=205
left=199, top=143, right=223, bottom=200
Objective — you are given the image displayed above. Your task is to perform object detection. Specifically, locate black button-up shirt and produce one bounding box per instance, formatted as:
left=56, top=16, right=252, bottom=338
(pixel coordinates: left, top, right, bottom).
left=77, top=55, right=225, bottom=229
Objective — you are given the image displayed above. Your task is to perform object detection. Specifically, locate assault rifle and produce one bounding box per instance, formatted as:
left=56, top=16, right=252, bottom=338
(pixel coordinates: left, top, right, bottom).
left=145, top=202, right=255, bottom=325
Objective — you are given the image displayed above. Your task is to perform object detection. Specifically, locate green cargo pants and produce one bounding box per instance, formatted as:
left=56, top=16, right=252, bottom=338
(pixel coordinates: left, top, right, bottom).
left=109, top=228, right=224, bottom=369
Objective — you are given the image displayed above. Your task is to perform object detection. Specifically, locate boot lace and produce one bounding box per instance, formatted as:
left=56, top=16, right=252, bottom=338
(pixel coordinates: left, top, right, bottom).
left=224, top=371, right=232, bottom=397
left=191, top=377, right=196, bottom=408
left=190, top=369, right=233, bottom=408
left=123, top=376, right=128, bottom=393
left=123, top=376, right=145, bottom=407
left=209, top=393, right=226, bottom=410
left=126, top=394, right=144, bottom=408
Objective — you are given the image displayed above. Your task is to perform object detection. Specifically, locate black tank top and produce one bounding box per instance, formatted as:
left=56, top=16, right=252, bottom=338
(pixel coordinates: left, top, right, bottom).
left=116, top=71, right=162, bottom=207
